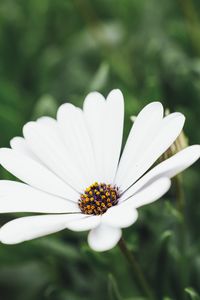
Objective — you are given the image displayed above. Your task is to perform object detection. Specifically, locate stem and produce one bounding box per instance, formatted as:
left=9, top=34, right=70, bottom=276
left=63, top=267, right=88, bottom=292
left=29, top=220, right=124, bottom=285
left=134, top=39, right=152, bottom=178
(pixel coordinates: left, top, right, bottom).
left=178, top=0, right=200, bottom=55
left=174, top=174, right=185, bottom=215
left=174, top=174, right=187, bottom=300
left=173, top=173, right=186, bottom=252
left=118, top=238, right=154, bottom=300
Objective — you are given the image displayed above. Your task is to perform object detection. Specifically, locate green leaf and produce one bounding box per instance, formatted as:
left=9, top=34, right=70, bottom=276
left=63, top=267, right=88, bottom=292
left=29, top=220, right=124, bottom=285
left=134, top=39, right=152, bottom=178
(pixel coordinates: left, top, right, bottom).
left=165, top=201, right=183, bottom=222
left=108, top=273, right=123, bottom=300
left=89, top=62, right=109, bottom=91
left=185, top=287, right=200, bottom=300
left=32, top=94, right=58, bottom=118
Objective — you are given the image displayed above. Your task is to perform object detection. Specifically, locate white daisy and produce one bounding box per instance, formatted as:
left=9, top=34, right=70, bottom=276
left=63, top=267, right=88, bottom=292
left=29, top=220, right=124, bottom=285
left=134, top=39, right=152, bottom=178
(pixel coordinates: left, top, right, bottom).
left=0, top=89, right=199, bottom=252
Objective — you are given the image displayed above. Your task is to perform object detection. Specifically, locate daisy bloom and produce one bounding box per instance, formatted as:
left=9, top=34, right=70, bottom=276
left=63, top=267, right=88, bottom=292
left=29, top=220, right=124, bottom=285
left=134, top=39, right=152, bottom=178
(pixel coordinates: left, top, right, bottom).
left=0, top=89, right=199, bottom=252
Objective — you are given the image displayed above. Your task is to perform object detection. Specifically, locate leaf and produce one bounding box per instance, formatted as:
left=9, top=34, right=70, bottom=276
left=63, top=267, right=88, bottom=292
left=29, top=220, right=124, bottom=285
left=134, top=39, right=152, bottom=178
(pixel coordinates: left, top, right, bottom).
left=32, top=94, right=58, bottom=118
left=185, top=287, right=200, bottom=300
left=164, top=201, right=183, bottom=223
left=108, top=273, right=123, bottom=300
left=155, top=230, right=173, bottom=298
left=89, top=62, right=109, bottom=91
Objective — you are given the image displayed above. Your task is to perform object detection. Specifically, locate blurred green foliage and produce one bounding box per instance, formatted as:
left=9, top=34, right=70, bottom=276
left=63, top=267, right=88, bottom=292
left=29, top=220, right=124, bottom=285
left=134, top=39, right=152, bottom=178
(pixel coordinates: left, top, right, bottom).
left=0, top=0, right=200, bottom=299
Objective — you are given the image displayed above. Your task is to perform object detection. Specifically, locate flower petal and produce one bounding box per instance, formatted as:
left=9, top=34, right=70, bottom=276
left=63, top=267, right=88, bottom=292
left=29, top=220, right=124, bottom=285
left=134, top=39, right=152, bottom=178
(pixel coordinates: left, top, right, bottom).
left=117, top=112, right=185, bottom=191
left=0, top=180, right=79, bottom=213
left=88, top=224, right=122, bottom=252
left=103, top=89, right=124, bottom=183
left=66, top=215, right=101, bottom=231
left=120, top=145, right=200, bottom=201
left=0, top=148, right=79, bottom=202
left=10, top=137, right=40, bottom=162
left=102, top=205, right=138, bottom=228
left=0, top=214, right=84, bottom=244
left=121, top=177, right=171, bottom=208
left=83, top=91, right=106, bottom=182
left=84, top=89, right=124, bottom=184
left=115, top=102, right=163, bottom=186
left=57, top=103, right=96, bottom=188
left=23, top=117, right=83, bottom=192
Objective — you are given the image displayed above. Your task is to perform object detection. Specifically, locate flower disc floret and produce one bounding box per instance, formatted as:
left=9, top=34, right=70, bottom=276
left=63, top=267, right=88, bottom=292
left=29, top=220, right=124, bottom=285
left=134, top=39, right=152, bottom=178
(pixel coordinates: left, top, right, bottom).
left=78, top=182, right=119, bottom=215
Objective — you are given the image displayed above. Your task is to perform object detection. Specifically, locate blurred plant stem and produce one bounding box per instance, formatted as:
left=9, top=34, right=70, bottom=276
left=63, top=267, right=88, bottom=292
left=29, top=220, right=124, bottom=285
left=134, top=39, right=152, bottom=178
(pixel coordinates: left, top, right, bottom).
left=174, top=174, right=185, bottom=215
left=173, top=174, right=187, bottom=300
left=73, top=0, right=133, bottom=87
left=178, top=0, right=200, bottom=55
left=118, top=238, right=154, bottom=300
left=73, top=0, right=109, bottom=50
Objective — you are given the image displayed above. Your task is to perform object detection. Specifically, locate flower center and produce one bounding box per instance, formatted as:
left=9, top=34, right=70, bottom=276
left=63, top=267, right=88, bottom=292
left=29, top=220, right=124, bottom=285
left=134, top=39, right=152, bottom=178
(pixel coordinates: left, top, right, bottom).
left=78, top=182, right=119, bottom=215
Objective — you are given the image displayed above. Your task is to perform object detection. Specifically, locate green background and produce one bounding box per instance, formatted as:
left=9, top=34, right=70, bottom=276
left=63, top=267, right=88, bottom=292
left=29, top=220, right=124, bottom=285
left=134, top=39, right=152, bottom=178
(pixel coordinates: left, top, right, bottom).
left=0, top=0, right=200, bottom=299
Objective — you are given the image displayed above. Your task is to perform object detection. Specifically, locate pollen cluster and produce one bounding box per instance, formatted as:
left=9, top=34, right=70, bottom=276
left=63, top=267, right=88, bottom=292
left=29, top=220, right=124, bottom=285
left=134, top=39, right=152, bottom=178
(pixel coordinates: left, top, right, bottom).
left=78, top=182, right=119, bottom=215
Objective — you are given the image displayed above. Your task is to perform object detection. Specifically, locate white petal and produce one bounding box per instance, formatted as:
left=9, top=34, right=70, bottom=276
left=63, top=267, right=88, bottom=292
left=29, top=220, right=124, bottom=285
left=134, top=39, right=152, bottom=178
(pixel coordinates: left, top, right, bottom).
left=103, top=89, right=124, bottom=183
left=121, top=145, right=200, bottom=201
left=117, top=112, right=185, bottom=191
left=10, top=137, right=40, bottom=162
left=83, top=89, right=124, bottom=184
left=0, top=214, right=84, bottom=244
left=121, top=177, right=171, bottom=208
left=115, top=102, right=163, bottom=186
left=83, top=91, right=106, bottom=182
left=66, top=215, right=101, bottom=231
left=88, top=224, right=122, bottom=252
left=23, top=117, right=83, bottom=192
left=0, top=180, right=79, bottom=213
left=57, top=103, right=96, bottom=188
left=0, top=148, right=79, bottom=202
left=102, top=205, right=138, bottom=228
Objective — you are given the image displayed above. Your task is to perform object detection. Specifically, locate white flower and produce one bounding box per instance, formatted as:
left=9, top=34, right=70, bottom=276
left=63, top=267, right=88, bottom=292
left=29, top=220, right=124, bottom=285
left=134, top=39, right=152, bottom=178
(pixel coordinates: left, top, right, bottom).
left=0, top=89, right=199, bottom=252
